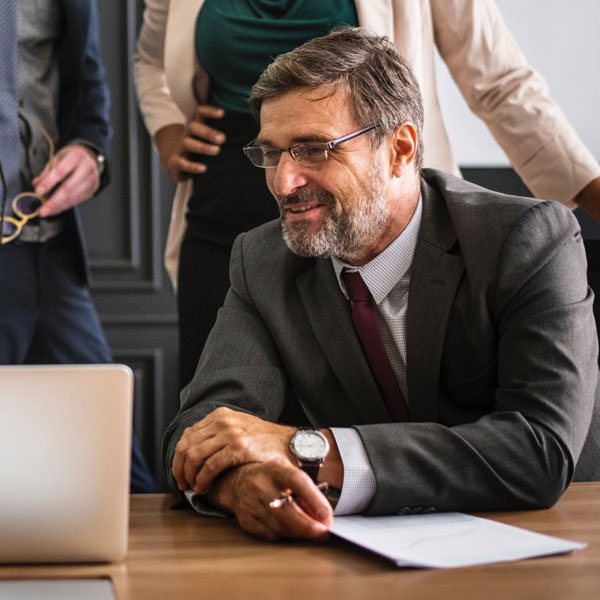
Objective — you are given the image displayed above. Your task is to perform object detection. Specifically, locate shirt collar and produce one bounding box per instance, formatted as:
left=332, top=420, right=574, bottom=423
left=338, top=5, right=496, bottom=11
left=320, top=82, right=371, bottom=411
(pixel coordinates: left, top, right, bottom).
left=332, top=194, right=422, bottom=304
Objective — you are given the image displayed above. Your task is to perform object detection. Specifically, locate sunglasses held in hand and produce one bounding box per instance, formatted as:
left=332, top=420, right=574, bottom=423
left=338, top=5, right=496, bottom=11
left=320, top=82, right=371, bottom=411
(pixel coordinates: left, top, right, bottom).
left=0, top=123, right=54, bottom=244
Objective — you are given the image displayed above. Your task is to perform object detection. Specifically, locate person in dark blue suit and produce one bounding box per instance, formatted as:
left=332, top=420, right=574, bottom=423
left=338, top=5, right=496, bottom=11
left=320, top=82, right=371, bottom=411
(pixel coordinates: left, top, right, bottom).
left=0, top=0, right=154, bottom=492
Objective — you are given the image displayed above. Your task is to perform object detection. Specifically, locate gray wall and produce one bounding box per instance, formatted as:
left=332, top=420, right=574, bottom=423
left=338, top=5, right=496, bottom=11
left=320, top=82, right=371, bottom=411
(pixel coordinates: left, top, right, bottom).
left=435, top=0, right=600, bottom=166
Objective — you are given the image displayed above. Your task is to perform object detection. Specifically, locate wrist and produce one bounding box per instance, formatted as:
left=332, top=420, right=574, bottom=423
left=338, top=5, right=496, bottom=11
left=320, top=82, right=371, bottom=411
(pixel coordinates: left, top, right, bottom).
left=87, top=148, right=105, bottom=178
left=317, top=429, right=343, bottom=489
left=289, top=427, right=330, bottom=483
left=73, top=142, right=106, bottom=180
left=206, top=468, right=240, bottom=514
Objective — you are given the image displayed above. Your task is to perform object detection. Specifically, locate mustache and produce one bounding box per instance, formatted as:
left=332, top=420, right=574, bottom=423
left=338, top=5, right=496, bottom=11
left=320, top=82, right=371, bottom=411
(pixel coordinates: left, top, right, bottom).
left=277, top=188, right=335, bottom=209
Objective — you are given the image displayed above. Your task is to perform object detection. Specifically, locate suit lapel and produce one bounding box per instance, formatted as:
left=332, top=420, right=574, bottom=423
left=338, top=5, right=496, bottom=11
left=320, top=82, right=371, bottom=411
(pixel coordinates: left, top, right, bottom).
left=407, top=178, right=464, bottom=422
left=295, top=175, right=464, bottom=426
left=296, top=260, right=391, bottom=424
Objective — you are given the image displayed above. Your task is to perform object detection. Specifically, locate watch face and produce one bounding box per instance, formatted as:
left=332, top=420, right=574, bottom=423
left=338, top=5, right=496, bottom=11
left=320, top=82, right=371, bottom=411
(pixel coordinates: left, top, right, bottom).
left=292, top=430, right=329, bottom=461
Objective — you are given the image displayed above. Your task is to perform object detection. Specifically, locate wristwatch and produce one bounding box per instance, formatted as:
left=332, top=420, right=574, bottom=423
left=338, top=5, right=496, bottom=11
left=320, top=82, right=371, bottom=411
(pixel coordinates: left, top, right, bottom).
left=92, top=150, right=106, bottom=177
left=289, top=428, right=329, bottom=483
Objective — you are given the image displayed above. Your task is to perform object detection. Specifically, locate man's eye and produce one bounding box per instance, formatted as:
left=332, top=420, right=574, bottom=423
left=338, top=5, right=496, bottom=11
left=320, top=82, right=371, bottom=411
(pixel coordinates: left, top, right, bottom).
left=263, top=148, right=281, bottom=161
left=301, top=145, right=326, bottom=160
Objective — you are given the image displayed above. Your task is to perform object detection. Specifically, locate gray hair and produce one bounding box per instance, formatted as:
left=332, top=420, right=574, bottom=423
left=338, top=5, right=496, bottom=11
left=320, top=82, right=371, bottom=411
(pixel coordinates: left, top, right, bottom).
left=249, top=26, right=424, bottom=169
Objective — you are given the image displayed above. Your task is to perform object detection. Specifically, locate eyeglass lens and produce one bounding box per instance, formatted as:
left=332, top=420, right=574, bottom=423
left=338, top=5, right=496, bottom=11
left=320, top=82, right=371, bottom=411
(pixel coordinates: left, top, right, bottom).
left=1, top=193, right=45, bottom=242
left=1, top=219, right=17, bottom=238
left=245, top=145, right=327, bottom=168
left=244, top=123, right=380, bottom=168
left=13, top=193, right=43, bottom=217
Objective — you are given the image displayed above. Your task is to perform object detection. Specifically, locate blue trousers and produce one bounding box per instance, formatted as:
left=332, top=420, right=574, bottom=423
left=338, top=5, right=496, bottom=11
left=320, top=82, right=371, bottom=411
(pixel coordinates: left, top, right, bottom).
left=0, top=233, right=155, bottom=492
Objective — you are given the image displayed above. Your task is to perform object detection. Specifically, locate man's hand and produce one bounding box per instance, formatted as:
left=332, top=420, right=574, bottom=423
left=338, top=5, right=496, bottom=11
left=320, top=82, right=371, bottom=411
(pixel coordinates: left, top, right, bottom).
left=155, top=105, right=226, bottom=182
left=173, top=407, right=296, bottom=494
left=34, top=143, right=102, bottom=217
left=209, top=460, right=333, bottom=541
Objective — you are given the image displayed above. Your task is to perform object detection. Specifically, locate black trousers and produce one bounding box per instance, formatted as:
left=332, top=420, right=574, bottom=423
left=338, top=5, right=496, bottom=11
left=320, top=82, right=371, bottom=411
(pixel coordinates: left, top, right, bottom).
left=178, top=111, right=279, bottom=389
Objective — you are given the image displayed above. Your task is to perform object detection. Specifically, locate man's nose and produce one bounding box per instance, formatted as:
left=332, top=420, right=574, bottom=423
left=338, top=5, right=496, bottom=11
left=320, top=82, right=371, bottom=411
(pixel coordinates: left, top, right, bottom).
left=269, top=152, right=309, bottom=197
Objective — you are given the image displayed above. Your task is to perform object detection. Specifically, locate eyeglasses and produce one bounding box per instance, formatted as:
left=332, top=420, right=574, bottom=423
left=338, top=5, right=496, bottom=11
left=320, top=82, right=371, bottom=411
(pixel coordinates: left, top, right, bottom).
left=243, top=123, right=381, bottom=168
left=0, top=123, right=54, bottom=244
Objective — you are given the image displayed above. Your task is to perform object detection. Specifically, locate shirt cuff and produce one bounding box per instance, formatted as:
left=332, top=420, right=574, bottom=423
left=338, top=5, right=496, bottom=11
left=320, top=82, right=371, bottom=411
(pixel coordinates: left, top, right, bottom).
left=330, top=427, right=376, bottom=515
left=184, top=489, right=228, bottom=518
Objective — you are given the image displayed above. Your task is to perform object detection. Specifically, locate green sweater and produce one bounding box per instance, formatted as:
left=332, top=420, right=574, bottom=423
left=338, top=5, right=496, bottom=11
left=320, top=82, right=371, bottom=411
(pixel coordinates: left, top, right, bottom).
left=195, top=0, right=358, bottom=114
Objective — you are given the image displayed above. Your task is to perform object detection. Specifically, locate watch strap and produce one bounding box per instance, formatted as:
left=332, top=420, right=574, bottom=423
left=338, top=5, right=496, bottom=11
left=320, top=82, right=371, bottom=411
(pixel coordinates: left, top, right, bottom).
left=299, top=461, right=321, bottom=484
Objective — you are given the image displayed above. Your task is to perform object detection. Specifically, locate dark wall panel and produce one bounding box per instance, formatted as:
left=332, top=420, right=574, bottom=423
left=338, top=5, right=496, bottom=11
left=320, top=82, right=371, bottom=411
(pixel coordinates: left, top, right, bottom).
left=81, top=0, right=179, bottom=491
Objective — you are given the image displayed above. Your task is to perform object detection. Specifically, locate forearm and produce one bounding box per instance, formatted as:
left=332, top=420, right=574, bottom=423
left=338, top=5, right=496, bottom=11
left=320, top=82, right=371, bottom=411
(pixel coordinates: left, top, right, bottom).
left=318, top=429, right=343, bottom=489
left=133, top=0, right=187, bottom=138
left=432, top=0, right=600, bottom=205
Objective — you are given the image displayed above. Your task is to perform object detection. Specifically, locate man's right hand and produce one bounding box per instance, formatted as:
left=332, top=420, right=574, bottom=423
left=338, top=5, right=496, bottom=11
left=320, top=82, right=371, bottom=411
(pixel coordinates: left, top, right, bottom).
left=208, top=460, right=333, bottom=542
left=154, top=105, right=226, bottom=182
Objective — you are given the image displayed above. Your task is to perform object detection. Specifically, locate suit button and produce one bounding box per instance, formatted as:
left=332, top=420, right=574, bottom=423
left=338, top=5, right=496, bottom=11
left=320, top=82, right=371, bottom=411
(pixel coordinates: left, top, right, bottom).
left=423, top=507, right=436, bottom=514
left=396, top=507, right=411, bottom=515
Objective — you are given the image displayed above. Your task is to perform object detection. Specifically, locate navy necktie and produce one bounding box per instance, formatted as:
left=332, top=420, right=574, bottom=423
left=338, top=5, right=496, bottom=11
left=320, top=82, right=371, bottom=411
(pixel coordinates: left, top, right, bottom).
left=0, top=0, right=20, bottom=218
left=342, top=270, right=410, bottom=422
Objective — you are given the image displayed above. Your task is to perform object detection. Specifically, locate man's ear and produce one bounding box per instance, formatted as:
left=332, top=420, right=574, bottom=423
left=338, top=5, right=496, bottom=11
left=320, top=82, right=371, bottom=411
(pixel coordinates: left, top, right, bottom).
left=390, top=123, right=418, bottom=177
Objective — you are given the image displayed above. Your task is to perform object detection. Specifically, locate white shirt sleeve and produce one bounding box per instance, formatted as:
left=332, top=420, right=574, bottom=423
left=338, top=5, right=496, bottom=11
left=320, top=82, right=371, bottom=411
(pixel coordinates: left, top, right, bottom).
left=330, top=427, right=376, bottom=515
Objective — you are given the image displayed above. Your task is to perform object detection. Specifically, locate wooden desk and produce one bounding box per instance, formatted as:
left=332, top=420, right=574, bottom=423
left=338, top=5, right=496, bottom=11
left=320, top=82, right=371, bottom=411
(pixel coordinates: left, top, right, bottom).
left=1, top=483, right=599, bottom=599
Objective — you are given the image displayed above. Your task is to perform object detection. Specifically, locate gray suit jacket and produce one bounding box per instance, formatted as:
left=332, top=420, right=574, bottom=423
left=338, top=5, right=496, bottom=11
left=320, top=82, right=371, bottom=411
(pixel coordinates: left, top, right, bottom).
left=164, top=169, right=600, bottom=514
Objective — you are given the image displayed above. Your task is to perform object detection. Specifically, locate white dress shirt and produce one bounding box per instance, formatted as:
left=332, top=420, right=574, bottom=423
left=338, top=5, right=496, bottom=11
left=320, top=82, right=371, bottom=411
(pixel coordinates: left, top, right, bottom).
left=329, top=195, right=422, bottom=514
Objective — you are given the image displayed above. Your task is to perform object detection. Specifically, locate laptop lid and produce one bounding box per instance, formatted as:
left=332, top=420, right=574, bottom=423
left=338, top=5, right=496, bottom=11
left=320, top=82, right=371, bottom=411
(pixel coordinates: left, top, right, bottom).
left=0, top=364, right=132, bottom=563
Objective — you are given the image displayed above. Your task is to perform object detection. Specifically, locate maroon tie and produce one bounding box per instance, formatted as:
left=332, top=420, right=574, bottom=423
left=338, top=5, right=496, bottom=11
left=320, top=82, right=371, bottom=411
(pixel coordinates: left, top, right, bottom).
left=342, top=270, right=410, bottom=422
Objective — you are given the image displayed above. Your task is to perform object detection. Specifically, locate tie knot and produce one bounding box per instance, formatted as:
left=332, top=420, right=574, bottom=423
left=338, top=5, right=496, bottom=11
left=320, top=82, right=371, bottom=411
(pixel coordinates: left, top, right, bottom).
left=342, top=270, right=371, bottom=303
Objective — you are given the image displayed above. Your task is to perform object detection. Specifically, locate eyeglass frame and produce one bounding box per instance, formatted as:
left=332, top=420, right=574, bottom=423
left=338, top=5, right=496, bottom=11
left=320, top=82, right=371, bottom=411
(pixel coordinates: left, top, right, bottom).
left=0, top=122, right=54, bottom=245
left=243, top=122, right=381, bottom=168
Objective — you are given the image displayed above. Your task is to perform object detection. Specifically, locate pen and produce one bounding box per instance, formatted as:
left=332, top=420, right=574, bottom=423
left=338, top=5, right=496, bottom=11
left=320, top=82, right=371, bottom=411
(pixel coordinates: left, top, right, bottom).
left=269, top=482, right=329, bottom=509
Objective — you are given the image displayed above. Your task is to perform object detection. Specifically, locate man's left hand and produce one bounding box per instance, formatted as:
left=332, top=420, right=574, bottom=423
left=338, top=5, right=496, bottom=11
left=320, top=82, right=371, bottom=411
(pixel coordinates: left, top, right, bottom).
left=208, top=460, right=333, bottom=541
left=33, top=143, right=102, bottom=217
left=173, top=407, right=296, bottom=494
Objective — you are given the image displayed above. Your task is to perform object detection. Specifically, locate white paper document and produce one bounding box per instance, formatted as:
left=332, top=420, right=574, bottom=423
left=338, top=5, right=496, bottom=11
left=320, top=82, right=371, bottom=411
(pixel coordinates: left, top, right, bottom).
left=329, top=512, right=586, bottom=568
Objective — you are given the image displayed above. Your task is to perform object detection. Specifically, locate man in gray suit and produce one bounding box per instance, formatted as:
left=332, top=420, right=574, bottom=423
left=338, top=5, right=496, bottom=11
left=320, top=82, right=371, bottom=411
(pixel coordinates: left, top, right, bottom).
left=164, top=27, right=600, bottom=541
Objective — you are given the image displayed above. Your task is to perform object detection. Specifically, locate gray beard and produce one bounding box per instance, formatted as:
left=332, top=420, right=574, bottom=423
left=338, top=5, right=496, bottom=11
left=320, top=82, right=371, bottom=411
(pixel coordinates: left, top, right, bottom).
left=280, top=166, right=389, bottom=262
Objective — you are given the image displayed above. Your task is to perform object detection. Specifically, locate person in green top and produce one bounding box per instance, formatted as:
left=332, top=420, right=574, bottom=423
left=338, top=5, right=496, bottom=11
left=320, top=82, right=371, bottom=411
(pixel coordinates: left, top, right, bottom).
left=137, top=0, right=359, bottom=390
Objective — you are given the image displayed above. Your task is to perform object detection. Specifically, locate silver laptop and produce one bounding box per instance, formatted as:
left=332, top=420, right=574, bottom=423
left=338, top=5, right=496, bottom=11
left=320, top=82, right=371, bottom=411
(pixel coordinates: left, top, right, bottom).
left=0, top=364, right=133, bottom=563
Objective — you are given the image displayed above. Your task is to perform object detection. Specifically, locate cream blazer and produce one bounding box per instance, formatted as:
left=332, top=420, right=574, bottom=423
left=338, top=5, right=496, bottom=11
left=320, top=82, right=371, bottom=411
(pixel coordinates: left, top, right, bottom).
left=135, top=0, right=600, bottom=290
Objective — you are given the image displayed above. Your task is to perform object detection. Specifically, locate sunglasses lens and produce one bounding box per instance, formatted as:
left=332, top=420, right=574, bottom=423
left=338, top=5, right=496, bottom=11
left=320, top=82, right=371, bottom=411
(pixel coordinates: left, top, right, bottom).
left=1, top=219, right=17, bottom=238
left=15, top=194, right=43, bottom=216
